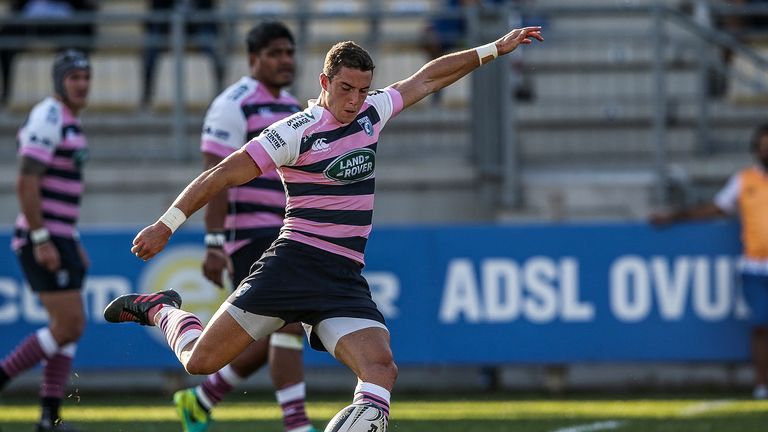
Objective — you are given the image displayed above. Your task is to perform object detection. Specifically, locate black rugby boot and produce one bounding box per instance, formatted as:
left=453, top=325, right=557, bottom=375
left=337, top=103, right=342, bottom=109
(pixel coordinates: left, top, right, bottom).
left=103, top=290, right=182, bottom=326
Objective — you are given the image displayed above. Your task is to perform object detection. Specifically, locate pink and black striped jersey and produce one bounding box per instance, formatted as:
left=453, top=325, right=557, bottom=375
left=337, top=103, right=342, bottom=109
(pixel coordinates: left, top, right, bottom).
left=245, top=87, right=404, bottom=264
left=12, top=97, right=88, bottom=250
left=200, top=76, right=301, bottom=254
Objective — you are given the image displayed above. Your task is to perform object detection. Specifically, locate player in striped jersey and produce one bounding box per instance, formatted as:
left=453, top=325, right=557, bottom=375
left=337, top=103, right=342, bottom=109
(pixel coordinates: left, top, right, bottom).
left=0, top=50, right=91, bottom=432
left=172, top=22, right=316, bottom=432
left=105, top=26, right=543, bottom=431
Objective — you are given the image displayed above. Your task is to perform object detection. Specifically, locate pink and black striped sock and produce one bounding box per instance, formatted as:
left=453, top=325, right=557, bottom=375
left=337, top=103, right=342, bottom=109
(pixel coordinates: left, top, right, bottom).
left=39, top=343, right=76, bottom=426
left=40, top=343, right=76, bottom=400
left=195, top=364, right=243, bottom=411
left=1, top=328, right=58, bottom=381
left=154, top=306, right=203, bottom=362
left=352, top=380, right=390, bottom=419
left=276, top=382, right=312, bottom=432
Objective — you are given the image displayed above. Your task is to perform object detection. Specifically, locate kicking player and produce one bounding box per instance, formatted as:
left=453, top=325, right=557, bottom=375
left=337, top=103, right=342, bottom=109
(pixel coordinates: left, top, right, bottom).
left=104, top=26, right=543, bottom=431
left=0, top=50, right=91, bottom=432
left=173, top=21, right=315, bottom=432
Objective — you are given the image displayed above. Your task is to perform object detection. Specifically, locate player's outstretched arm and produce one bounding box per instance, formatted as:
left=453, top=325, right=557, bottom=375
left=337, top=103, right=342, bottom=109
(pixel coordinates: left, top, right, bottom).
left=131, top=149, right=262, bottom=261
left=391, top=26, right=543, bottom=108
left=649, top=202, right=726, bottom=226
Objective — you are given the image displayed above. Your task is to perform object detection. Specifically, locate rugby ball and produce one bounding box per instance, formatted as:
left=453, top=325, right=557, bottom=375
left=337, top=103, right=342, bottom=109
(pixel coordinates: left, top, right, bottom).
left=323, top=403, right=388, bottom=432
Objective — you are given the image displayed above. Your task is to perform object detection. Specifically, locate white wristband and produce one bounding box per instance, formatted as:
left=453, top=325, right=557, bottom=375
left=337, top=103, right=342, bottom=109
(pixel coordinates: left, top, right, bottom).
left=159, top=207, right=187, bottom=233
left=204, top=232, right=226, bottom=248
left=30, top=227, right=51, bottom=245
left=476, top=42, right=498, bottom=64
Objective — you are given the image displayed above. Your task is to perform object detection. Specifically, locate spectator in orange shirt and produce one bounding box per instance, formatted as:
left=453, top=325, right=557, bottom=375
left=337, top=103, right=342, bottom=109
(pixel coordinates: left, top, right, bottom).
left=651, top=123, right=768, bottom=399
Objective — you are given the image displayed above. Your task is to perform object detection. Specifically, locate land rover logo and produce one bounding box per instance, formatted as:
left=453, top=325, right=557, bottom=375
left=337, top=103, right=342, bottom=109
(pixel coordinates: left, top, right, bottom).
left=324, top=148, right=375, bottom=183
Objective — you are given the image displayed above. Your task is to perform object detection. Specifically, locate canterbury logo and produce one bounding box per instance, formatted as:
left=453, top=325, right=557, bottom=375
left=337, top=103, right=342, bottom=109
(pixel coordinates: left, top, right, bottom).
left=235, top=283, right=252, bottom=297
left=311, top=137, right=330, bottom=153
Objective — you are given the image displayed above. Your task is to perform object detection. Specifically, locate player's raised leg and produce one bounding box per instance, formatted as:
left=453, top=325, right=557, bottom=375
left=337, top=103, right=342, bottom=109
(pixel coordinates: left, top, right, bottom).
left=103, top=291, right=282, bottom=374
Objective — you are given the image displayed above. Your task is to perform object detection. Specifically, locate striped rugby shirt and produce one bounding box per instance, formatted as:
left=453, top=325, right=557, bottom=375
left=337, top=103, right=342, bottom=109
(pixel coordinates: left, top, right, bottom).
left=244, top=87, right=404, bottom=264
left=200, top=76, right=301, bottom=254
left=12, top=97, right=88, bottom=251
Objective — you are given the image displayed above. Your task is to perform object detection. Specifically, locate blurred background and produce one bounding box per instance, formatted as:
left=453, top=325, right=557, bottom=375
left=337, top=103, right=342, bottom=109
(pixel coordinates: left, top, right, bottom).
left=0, top=0, right=767, bottom=397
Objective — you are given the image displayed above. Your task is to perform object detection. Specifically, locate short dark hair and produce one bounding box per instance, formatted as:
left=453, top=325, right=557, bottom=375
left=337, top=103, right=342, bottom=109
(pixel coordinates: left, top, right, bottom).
left=246, top=21, right=294, bottom=54
left=323, top=41, right=375, bottom=81
left=751, top=123, right=768, bottom=152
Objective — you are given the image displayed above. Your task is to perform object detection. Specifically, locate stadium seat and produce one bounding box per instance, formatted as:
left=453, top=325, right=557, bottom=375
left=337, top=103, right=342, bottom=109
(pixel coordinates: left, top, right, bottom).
left=151, top=53, right=218, bottom=110
left=88, top=55, right=142, bottom=110
left=7, top=54, right=53, bottom=111
left=728, top=47, right=768, bottom=104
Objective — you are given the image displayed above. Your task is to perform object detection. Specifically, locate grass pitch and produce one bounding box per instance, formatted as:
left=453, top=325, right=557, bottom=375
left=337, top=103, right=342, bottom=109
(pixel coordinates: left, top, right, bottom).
left=1, top=392, right=767, bottom=432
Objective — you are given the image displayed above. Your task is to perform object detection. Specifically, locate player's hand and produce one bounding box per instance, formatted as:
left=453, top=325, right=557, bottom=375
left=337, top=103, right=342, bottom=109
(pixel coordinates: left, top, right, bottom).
left=495, top=26, right=543, bottom=56
left=202, top=247, right=233, bottom=288
left=77, top=243, right=90, bottom=270
left=34, top=241, right=60, bottom=272
left=131, top=222, right=172, bottom=261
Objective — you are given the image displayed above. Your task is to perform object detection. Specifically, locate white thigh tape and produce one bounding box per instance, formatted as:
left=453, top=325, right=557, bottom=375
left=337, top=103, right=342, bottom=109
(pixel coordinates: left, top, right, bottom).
left=270, top=333, right=304, bottom=350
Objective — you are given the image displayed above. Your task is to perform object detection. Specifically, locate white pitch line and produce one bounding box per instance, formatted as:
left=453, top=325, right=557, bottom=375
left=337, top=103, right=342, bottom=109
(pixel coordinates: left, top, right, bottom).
left=551, top=420, right=624, bottom=432
left=679, top=399, right=734, bottom=417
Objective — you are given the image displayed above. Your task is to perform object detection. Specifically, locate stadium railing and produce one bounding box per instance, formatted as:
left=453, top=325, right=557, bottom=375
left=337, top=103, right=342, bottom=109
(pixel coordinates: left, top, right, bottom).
left=0, top=0, right=766, bottom=220
left=473, top=0, right=768, bottom=214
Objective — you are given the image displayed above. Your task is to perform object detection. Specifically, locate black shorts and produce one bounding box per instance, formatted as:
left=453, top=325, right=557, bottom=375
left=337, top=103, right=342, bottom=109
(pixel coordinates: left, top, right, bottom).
left=229, top=233, right=279, bottom=287
left=229, top=238, right=385, bottom=347
left=17, top=236, right=86, bottom=292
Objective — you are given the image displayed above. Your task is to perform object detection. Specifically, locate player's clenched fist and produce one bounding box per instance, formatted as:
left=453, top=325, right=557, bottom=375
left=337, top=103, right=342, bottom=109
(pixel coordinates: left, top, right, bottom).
left=34, top=241, right=61, bottom=272
left=131, top=222, right=172, bottom=261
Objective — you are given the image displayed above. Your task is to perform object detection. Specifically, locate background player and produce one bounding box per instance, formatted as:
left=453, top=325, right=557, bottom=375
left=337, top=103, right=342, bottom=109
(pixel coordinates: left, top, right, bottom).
left=173, top=21, right=315, bottom=432
left=651, top=123, right=768, bottom=399
left=105, top=26, right=543, bottom=431
left=0, top=49, right=91, bottom=432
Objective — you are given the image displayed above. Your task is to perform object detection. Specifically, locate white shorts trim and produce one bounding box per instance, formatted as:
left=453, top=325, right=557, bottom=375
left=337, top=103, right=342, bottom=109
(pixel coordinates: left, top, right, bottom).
left=222, top=302, right=285, bottom=342
left=305, top=317, right=388, bottom=358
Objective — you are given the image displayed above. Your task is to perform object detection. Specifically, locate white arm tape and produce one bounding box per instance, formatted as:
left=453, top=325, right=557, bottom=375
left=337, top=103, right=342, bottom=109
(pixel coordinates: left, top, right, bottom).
left=159, top=206, right=187, bottom=233
left=476, top=42, right=498, bottom=64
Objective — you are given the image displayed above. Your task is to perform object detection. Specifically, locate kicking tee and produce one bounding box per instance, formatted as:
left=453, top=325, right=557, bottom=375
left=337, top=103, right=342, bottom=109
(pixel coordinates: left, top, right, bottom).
left=13, top=97, right=88, bottom=250
left=200, top=76, right=301, bottom=254
left=244, top=87, right=404, bottom=264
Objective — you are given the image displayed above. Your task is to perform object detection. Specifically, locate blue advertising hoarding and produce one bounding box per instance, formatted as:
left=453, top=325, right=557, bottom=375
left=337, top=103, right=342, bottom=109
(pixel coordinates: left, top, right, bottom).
left=0, top=222, right=748, bottom=369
